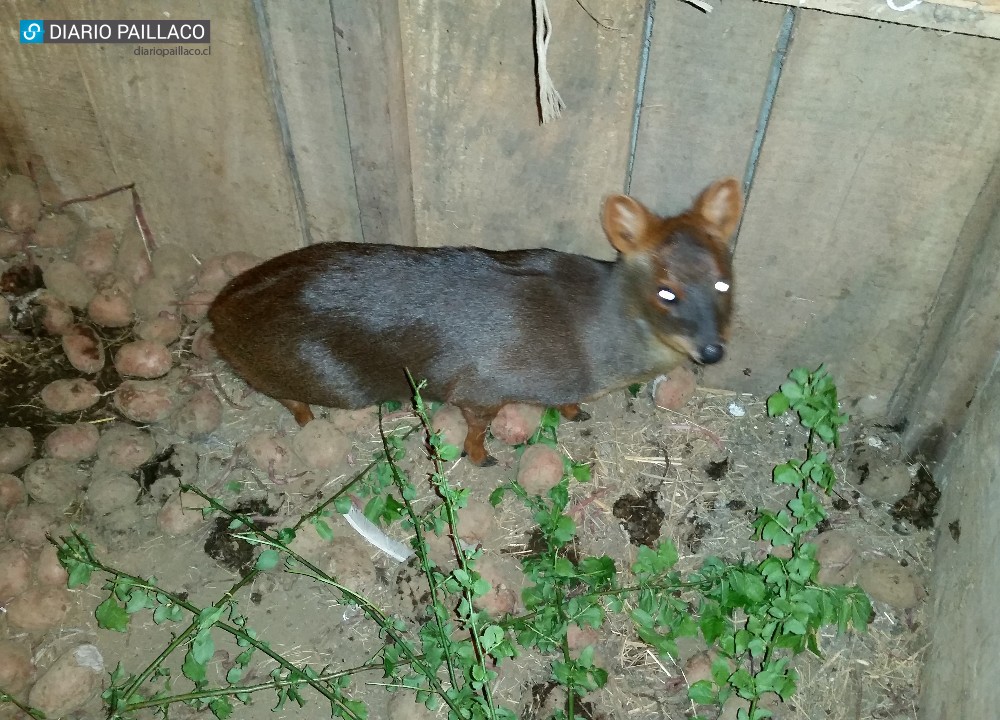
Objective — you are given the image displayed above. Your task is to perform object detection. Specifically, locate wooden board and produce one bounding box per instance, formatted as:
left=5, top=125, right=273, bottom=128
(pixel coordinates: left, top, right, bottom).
left=258, top=0, right=363, bottom=246
left=893, top=161, right=1000, bottom=461
left=703, top=10, right=1000, bottom=416
left=756, top=0, right=1000, bottom=39
left=329, top=0, right=417, bottom=245
left=629, top=0, right=787, bottom=223
left=0, top=0, right=301, bottom=259
left=400, top=0, right=645, bottom=257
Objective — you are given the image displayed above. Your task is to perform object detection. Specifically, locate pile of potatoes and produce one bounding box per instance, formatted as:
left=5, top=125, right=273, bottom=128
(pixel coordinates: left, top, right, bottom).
left=0, top=171, right=266, bottom=434
left=0, top=171, right=272, bottom=711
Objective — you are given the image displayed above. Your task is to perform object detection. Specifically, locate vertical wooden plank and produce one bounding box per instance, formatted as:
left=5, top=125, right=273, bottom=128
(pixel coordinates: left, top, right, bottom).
left=703, top=11, right=1000, bottom=415
left=330, top=0, right=417, bottom=245
left=630, top=1, right=786, bottom=216
left=894, top=160, right=1000, bottom=462
left=919, top=354, right=1000, bottom=719
left=258, top=0, right=363, bottom=246
left=400, top=0, right=644, bottom=257
left=0, top=0, right=301, bottom=259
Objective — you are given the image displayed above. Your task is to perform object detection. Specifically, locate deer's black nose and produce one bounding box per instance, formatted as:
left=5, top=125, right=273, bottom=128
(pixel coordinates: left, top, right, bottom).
left=699, top=343, right=725, bottom=364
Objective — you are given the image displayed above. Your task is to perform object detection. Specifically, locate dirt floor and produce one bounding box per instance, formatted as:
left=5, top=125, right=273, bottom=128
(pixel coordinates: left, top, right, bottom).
left=0, top=303, right=936, bottom=720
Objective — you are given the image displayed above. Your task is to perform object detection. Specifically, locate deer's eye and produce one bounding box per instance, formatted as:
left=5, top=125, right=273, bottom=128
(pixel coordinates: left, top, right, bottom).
left=657, top=288, right=677, bottom=305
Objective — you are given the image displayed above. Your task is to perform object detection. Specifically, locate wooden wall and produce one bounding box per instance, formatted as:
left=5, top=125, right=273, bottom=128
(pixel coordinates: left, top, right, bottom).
left=0, top=0, right=301, bottom=258
left=2, top=0, right=999, bottom=460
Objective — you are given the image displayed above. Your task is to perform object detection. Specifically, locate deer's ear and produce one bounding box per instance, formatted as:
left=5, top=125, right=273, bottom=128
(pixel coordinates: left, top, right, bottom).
left=602, top=194, right=657, bottom=254
left=692, top=177, right=744, bottom=241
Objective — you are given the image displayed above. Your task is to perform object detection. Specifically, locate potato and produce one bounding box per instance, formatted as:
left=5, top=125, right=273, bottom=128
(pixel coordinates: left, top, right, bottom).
left=190, top=324, right=217, bottom=359
left=327, top=407, right=376, bottom=433
left=61, top=324, right=105, bottom=373
left=683, top=650, right=715, bottom=687
left=153, top=244, right=199, bottom=290
left=195, top=255, right=230, bottom=293
left=291, top=419, right=349, bottom=470
left=114, top=339, right=172, bottom=378
left=133, top=277, right=177, bottom=319
left=87, top=276, right=134, bottom=327
left=0, top=473, right=26, bottom=510
left=432, top=405, right=467, bottom=449
left=456, top=497, right=499, bottom=546
left=38, top=292, right=75, bottom=335
left=42, top=259, right=96, bottom=309
left=653, top=366, right=697, bottom=410
left=6, top=585, right=73, bottom=630
left=41, top=378, right=101, bottom=414
left=858, top=557, right=924, bottom=609
left=0, top=294, right=9, bottom=329
left=112, top=379, right=176, bottom=423
left=32, top=213, right=78, bottom=249
left=180, top=288, right=214, bottom=322
left=5, top=503, right=60, bottom=547
left=171, top=388, right=223, bottom=438
left=516, top=443, right=565, bottom=495
left=22, top=458, right=87, bottom=508
left=0, top=426, right=34, bottom=472
left=157, top=490, right=211, bottom=536
left=34, top=544, right=69, bottom=586
left=815, top=529, right=861, bottom=585
left=221, top=251, right=261, bottom=277
left=0, top=545, right=32, bottom=602
left=115, top=226, right=153, bottom=286
left=97, top=424, right=155, bottom=471
left=0, top=174, right=41, bottom=232
left=74, top=228, right=117, bottom=276
left=0, top=231, right=21, bottom=257
left=471, top=554, right=521, bottom=616
left=43, top=423, right=100, bottom=462
left=27, top=644, right=104, bottom=717
left=0, top=640, right=35, bottom=696
left=387, top=691, right=438, bottom=720
left=491, top=403, right=543, bottom=445
left=247, top=431, right=298, bottom=474
left=858, top=463, right=912, bottom=503
left=85, top=472, right=138, bottom=517
left=135, top=311, right=182, bottom=345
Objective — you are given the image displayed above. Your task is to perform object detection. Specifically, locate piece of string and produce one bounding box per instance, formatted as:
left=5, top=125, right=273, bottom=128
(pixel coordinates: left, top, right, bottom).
left=534, top=0, right=565, bottom=123
left=886, top=0, right=923, bottom=10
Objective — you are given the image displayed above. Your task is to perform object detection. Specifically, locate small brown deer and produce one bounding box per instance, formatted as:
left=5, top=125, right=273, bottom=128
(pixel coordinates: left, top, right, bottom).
left=208, top=178, right=742, bottom=465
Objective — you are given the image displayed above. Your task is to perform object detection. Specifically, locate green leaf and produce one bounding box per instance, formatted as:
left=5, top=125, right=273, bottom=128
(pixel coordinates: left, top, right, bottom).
left=209, top=697, right=233, bottom=719
left=766, top=391, right=790, bottom=416
left=96, top=597, right=130, bottom=632
left=191, top=628, right=215, bottom=664
left=779, top=381, right=804, bottom=401
left=789, top=367, right=810, bottom=384
left=688, top=679, right=716, bottom=705
left=66, top=561, right=93, bottom=589
left=182, top=649, right=207, bottom=684
left=572, top=462, right=592, bottom=483
left=333, top=496, right=352, bottom=514
left=772, top=461, right=802, bottom=486
left=312, top=518, right=334, bottom=541
left=255, top=549, right=281, bottom=571
left=488, top=486, right=508, bottom=506
left=627, top=383, right=643, bottom=397
left=481, top=625, right=505, bottom=652
left=552, top=514, right=576, bottom=543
